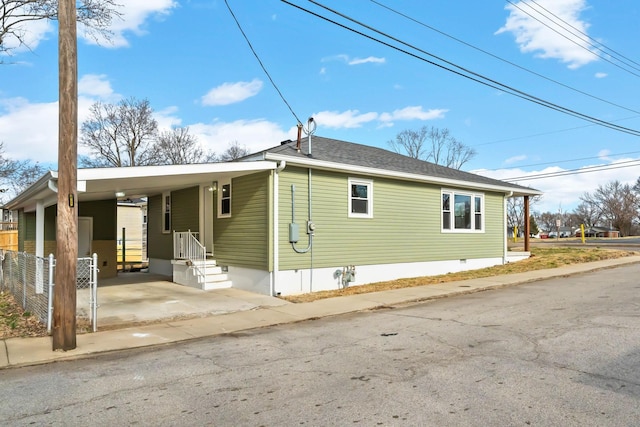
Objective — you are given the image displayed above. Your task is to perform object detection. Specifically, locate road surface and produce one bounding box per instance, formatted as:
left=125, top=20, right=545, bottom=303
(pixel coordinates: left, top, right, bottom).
left=1, top=264, right=639, bottom=426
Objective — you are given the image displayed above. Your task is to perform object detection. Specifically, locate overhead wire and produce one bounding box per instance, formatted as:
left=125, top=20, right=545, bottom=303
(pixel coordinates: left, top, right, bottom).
left=224, top=0, right=303, bottom=125
left=485, top=149, right=640, bottom=171
left=502, top=158, right=640, bottom=182
left=284, top=0, right=640, bottom=137
left=525, top=0, right=640, bottom=70
left=506, top=0, right=640, bottom=78
left=369, top=0, right=640, bottom=115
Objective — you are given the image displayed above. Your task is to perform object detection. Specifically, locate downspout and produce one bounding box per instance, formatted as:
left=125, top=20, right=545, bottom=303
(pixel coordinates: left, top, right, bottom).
left=504, top=191, right=513, bottom=264
left=272, top=160, right=286, bottom=296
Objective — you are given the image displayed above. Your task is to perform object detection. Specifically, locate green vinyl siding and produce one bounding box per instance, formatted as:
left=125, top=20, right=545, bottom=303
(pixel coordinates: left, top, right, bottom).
left=278, top=167, right=505, bottom=270
left=214, top=172, right=270, bottom=270
left=147, top=194, right=173, bottom=260
left=171, top=186, right=200, bottom=232
left=79, top=199, right=116, bottom=240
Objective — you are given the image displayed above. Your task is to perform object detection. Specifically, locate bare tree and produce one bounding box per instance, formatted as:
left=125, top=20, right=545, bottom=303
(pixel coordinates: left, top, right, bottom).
left=507, top=195, right=541, bottom=231
left=388, top=126, right=477, bottom=170
left=0, top=0, right=121, bottom=56
left=0, top=141, right=46, bottom=198
left=80, top=98, right=159, bottom=167
left=586, top=180, right=638, bottom=236
left=573, top=197, right=602, bottom=229
left=535, top=211, right=559, bottom=233
left=155, top=127, right=216, bottom=165
left=219, top=141, right=250, bottom=162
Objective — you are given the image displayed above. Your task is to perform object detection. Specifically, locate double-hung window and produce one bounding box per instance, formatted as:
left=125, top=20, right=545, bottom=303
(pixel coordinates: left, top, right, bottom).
left=162, top=192, right=171, bottom=234
left=218, top=179, right=231, bottom=218
left=348, top=178, right=373, bottom=218
left=442, top=190, right=484, bottom=232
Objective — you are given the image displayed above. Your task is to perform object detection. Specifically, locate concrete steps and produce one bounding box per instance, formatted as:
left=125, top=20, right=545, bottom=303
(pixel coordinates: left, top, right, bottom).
left=171, top=258, right=232, bottom=290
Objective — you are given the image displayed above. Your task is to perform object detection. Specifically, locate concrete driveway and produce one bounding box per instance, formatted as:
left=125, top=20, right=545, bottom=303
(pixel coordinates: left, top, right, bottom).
left=92, top=272, right=290, bottom=329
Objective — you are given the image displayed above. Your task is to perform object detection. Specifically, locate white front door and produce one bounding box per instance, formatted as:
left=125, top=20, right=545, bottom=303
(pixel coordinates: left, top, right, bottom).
left=201, top=185, right=214, bottom=254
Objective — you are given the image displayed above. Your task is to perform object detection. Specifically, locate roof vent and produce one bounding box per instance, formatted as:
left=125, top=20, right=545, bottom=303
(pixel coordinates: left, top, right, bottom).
left=280, top=139, right=293, bottom=145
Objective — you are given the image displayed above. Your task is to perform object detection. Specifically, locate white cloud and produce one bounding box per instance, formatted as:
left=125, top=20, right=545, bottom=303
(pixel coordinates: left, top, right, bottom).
left=78, top=74, right=117, bottom=99
left=313, top=106, right=447, bottom=129
left=475, top=158, right=640, bottom=213
left=348, top=56, right=386, bottom=65
left=379, top=106, right=448, bottom=123
left=84, top=0, right=178, bottom=48
left=504, top=154, right=527, bottom=165
left=595, top=72, right=608, bottom=79
left=0, top=97, right=59, bottom=162
left=188, top=119, right=295, bottom=155
left=201, top=79, right=264, bottom=106
left=321, top=54, right=386, bottom=66
left=496, top=0, right=597, bottom=69
left=312, top=110, right=379, bottom=129
left=0, top=16, right=53, bottom=55
left=597, top=149, right=611, bottom=161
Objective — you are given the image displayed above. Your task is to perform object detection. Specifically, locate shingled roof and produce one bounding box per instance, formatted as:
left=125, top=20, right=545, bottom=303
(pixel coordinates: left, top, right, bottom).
left=258, top=135, right=540, bottom=196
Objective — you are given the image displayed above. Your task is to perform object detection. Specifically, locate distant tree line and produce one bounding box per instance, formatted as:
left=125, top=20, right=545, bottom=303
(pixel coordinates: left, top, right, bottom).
left=508, top=179, right=640, bottom=237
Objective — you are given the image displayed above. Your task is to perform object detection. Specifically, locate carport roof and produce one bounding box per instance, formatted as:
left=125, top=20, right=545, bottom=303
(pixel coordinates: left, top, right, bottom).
left=4, top=161, right=276, bottom=212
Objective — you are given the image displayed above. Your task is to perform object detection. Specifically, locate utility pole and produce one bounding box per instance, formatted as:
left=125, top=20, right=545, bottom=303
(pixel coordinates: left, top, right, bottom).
left=53, top=0, right=78, bottom=351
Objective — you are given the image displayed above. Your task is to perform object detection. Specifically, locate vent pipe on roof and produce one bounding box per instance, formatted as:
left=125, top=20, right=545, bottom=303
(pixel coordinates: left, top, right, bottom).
left=304, top=117, right=316, bottom=158
left=296, top=123, right=303, bottom=152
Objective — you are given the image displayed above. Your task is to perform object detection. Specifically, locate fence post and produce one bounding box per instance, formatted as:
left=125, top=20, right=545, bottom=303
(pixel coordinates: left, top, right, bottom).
left=92, top=253, right=98, bottom=332
left=47, top=254, right=55, bottom=334
left=22, top=252, right=27, bottom=308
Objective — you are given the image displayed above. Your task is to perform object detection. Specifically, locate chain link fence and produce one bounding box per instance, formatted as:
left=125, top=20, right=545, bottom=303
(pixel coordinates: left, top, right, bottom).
left=0, top=251, right=98, bottom=333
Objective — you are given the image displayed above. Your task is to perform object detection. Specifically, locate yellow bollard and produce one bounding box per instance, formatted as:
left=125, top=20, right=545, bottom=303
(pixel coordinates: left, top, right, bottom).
left=581, top=224, right=585, bottom=244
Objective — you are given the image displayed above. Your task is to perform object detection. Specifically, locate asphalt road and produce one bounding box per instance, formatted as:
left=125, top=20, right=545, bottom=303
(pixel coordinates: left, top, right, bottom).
left=1, top=264, right=639, bottom=426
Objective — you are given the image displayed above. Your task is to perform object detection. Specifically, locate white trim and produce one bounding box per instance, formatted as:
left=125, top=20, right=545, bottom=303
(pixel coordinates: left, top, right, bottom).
left=441, top=189, right=485, bottom=233
left=217, top=179, right=231, bottom=218
left=348, top=178, right=373, bottom=219
left=264, top=153, right=542, bottom=196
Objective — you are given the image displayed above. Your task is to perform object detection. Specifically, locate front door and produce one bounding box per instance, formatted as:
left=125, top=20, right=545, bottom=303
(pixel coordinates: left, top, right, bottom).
left=201, top=185, right=214, bottom=254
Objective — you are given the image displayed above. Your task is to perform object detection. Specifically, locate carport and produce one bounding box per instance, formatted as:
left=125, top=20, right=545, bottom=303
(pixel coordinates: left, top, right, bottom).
left=94, top=272, right=289, bottom=329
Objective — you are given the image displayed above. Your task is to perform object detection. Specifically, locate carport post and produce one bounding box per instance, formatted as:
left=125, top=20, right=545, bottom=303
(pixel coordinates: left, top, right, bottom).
left=524, top=195, right=530, bottom=252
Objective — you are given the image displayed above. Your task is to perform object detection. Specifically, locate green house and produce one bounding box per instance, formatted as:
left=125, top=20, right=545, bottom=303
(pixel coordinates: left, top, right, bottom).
left=4, top=136, right=541, bottom=295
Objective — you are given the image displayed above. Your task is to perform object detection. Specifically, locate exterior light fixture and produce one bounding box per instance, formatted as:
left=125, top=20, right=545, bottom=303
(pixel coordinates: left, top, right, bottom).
left=115, top=191, right=125, bottom=198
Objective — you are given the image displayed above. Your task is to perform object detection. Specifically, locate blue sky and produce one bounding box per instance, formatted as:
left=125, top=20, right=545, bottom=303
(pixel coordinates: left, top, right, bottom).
left=1, top=0, right=640, bottom=213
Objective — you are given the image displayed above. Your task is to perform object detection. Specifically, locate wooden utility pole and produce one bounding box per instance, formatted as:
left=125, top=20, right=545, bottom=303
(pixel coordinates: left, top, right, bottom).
left=53, top=0, right=78, bottom=351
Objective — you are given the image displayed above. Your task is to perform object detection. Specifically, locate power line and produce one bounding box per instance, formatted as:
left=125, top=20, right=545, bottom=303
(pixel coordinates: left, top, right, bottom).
left=487, top=150, right=640, bottom=171
left=525, top=0, right=640, bottom=70
left=506, top=0, right=640, bottom=78
left=284, top=0, right=640, bottom=137
left=503, top=158, right=640, bottom=182
left=369, top=0, right=640, bottom=115
left=224, top=0, right=303, bottom=125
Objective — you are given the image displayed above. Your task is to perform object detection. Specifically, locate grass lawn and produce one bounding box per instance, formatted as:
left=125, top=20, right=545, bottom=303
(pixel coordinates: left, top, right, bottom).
left=281, top=246, right=638, bottom=303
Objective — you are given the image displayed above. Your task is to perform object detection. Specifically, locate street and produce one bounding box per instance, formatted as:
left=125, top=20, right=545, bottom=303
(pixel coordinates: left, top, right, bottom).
left=1, top=264, right=639, bottom=426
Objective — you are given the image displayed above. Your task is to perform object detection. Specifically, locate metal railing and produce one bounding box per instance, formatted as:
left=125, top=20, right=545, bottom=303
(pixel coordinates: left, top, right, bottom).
left=173, top=230, right=206, bottom=284
left=0, top=251, right=98, bottom=333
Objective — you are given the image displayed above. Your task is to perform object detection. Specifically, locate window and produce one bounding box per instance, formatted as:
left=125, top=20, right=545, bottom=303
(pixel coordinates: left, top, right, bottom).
left=441, top=190, right=484, bottom=232
left=162, top=192, right=171, bottom=233
left=348, top=178, right=373, bottom=218
left=218, top=180, right=231, bottom=218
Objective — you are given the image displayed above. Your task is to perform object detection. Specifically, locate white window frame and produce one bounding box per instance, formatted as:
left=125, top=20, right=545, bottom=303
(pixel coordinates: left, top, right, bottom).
left=162, top=191, right=171, bottom=234
left=348, top=178, right=373, bottom=219
left=441, top=189, right=484, bottom=233
left=217, top=179, right=232, bottom=218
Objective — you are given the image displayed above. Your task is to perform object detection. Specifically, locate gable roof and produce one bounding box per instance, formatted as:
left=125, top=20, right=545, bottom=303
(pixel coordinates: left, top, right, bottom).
left=255, top=136, right=540, bottom=196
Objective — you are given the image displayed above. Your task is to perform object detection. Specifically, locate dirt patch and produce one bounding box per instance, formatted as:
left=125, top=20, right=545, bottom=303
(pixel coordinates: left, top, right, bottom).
left=0, top=292, right=48, bottom=339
